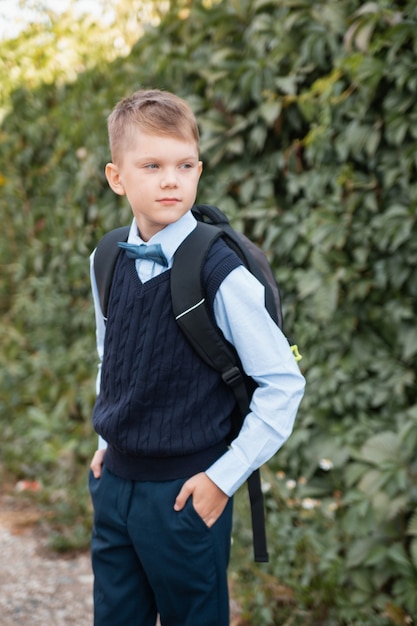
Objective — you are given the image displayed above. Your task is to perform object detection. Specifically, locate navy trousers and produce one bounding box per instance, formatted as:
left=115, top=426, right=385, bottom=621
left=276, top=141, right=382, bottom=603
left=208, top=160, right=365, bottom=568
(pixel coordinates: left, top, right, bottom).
left=89, top=467, right=233, bottom=626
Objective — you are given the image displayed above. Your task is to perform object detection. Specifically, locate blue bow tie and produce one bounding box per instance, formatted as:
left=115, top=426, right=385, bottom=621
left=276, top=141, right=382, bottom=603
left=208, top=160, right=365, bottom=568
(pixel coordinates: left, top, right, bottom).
left=118, top=242, right=168, bottom=267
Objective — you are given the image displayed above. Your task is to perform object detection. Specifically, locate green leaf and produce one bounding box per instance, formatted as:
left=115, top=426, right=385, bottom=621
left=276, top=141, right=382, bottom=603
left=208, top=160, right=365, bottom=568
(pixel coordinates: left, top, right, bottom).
left=259, top=100, right=282, bottom=126
left=387, top=543, right=411, bottom=568
left=358, top=469, right=389, bottom=497
left=359, top=432, right=400, bottom=465
left=410, top=538, right=417, bottom=570
left=406, top=509, right=417, bottom=537
left=347, top=538, right=376, bottom=568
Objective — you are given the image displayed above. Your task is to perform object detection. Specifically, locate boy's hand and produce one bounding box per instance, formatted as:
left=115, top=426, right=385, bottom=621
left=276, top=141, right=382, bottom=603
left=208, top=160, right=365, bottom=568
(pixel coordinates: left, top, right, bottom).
left=90, top=449, right=106, bottom=478
left=174, top=472, right=229, bottom=528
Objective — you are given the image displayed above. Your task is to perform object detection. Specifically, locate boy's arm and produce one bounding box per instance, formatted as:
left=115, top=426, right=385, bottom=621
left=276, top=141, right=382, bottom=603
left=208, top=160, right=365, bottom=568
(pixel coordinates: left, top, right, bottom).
left=206, top=265, right=305, bottom=495
left=175, top=265, right=305, bottom=524
left=90, top=249, right=106, bottom=370
left=89, top=250, right=108, bottom=478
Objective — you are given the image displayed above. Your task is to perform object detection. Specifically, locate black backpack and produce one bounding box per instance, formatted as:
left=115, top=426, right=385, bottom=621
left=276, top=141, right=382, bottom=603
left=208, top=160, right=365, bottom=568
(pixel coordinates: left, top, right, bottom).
left=93, top=204, right=301, bottom=562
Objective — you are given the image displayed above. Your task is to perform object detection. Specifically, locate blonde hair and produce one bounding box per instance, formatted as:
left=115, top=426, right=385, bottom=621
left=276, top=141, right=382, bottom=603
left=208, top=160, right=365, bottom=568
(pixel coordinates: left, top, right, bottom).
left=107, top=89, right=200, bottom=163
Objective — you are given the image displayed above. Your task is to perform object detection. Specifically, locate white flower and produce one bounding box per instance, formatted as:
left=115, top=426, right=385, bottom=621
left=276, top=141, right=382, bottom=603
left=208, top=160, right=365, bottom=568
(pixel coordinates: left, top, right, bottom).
left=327, top=502, right=338, bottom=513
left=261, top=481, right=271, bottom=494
left=286, top=479, right=297, bottom=490
left=319, top=458, right=334, bottom=471
left=301, top=498, right=320, bottom=510
left=76, top=147, right=88, bottom=160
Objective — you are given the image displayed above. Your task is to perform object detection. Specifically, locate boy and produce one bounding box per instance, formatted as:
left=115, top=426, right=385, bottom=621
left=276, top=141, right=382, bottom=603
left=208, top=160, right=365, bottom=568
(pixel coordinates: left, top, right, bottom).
left=89, top=89, right=305, bottom=626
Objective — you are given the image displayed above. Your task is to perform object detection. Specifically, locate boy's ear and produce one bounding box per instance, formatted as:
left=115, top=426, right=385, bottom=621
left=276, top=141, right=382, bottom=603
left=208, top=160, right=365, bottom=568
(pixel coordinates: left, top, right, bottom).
left=105, top=162, right=125, bottom=196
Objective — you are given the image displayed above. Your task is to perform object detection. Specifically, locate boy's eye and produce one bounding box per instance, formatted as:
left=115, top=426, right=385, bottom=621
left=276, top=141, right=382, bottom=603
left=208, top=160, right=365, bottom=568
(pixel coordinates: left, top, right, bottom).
left=180, top=163, right=192, bottom=169
left=145, top=163, right=159, bottom=169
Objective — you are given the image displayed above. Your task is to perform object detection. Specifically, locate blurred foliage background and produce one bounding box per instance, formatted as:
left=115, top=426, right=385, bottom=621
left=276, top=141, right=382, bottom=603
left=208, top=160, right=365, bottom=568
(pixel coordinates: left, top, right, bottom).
left=1, top=0, right=417, bottom=623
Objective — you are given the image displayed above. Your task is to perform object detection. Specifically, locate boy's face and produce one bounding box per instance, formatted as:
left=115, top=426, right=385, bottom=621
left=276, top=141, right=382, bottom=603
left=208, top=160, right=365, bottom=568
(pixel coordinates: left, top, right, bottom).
left=105, top=130, right=203, bottom=241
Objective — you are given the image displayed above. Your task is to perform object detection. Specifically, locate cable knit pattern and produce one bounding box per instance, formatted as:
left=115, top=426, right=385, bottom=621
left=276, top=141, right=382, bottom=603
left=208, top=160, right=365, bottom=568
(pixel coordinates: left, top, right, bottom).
left=91, top=238, right=242, bottom=480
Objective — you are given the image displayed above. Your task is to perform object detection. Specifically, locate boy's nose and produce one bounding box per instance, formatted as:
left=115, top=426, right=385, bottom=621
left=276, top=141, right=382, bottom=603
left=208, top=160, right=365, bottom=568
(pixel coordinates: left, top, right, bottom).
left=161, top=170, right=179, bottom=188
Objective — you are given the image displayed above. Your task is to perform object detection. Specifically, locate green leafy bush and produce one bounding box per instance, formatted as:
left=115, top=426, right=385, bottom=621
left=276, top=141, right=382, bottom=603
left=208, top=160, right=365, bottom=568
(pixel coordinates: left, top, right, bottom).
left=1, top=0, right=416, bottom=622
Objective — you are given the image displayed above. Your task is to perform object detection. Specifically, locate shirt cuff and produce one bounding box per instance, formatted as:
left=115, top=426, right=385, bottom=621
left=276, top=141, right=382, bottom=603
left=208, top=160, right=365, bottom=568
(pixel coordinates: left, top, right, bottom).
left=98, top=436, right=108, bottom=450
left=206, top=447, right=254, bottom=496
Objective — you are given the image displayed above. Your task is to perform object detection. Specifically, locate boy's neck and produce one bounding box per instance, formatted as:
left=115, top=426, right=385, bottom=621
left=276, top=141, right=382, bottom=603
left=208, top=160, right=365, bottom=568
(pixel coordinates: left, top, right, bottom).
left=136, top=223, right=167, bottom=242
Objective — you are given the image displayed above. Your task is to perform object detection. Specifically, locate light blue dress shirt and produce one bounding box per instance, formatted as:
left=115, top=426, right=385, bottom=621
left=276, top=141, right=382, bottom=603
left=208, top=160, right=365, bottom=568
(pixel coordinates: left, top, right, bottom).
left=90, top=211, right=305, bottom=496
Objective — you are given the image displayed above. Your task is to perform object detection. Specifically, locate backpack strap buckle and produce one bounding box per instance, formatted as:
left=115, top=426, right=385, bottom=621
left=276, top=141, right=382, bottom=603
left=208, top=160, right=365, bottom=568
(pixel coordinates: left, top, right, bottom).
left=221, top=366, right=243, bottom=387
left=290, top=344, right=303, bottom=362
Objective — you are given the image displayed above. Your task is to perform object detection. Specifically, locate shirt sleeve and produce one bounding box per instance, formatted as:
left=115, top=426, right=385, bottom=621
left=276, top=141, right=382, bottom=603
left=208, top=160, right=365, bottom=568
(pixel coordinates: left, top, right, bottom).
left=90, top=250, right=108, bottom=451
left=205, top=265, right=305, bottom=496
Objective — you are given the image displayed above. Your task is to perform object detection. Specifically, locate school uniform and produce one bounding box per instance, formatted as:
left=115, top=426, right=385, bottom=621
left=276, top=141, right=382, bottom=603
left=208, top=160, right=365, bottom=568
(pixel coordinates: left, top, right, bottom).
left=89, top=210, right=305, bottom=625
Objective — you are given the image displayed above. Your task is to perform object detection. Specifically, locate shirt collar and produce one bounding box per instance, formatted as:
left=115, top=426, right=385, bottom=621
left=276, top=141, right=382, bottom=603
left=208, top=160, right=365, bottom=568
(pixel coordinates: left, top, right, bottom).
left=127, top=211, right=197, bottom=266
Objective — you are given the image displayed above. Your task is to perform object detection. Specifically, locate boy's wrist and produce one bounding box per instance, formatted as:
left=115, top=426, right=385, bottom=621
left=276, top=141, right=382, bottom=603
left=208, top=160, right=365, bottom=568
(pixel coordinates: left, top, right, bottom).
left=205, top=451, right=249, bottom=497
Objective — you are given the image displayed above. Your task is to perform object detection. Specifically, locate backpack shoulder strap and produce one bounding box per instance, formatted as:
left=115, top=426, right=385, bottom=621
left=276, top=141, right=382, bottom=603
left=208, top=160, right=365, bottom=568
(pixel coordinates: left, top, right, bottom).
left=171, top=221, right=247, bottom=406
left=171, top=221, right=269, bottom=562
left=193, top=205, right=282, bottom=328
left=93, top=226, right=129, bottom=318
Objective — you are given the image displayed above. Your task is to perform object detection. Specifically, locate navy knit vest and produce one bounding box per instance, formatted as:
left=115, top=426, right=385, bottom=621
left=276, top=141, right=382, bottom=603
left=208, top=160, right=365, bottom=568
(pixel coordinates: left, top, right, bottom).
left=92, top=238, right=242, bottom=481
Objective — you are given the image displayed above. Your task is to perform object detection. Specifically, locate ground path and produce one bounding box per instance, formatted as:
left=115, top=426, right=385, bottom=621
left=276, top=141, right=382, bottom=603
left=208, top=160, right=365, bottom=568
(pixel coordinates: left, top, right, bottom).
left=0, top=489, right=244, bottom=625
left=0, top=490, right=93, bottom=625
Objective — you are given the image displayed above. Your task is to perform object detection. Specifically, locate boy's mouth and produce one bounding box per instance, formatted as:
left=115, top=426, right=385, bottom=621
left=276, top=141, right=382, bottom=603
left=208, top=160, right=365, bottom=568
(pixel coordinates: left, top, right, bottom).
left=158, top=197, right=181, bottom=204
